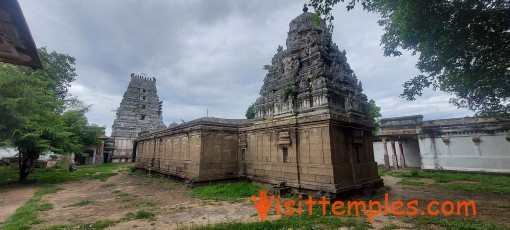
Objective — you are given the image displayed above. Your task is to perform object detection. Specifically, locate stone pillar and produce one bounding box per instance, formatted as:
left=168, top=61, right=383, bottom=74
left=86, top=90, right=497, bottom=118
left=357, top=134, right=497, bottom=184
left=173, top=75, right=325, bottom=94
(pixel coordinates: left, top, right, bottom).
left=382, top=138, right=390, bottom=171
left=390, top=140, right=399, bottom=170
left=398, top=141, right=406, bottom=168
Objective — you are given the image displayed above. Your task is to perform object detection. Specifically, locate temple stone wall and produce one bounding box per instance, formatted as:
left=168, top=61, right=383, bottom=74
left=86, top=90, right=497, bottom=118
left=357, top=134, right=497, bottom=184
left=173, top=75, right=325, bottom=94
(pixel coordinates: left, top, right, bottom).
left=135, top=118, right=248, bottom=182
left=136, top=131, right=201, bottom=180
left=376, top=115, right=510, bottom=173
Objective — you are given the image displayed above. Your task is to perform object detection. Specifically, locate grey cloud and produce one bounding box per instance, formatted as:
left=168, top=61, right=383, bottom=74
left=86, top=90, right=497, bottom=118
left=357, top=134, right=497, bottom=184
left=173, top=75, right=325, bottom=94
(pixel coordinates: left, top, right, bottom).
left=18, top=0, right=471, bottom=135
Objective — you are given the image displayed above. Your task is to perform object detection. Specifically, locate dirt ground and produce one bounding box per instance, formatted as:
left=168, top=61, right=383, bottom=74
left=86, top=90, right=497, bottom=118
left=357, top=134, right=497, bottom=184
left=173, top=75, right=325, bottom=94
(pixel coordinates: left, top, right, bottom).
left=0, top=184, right=38, bottom=223
left=1, top=172, right=510, bottom=229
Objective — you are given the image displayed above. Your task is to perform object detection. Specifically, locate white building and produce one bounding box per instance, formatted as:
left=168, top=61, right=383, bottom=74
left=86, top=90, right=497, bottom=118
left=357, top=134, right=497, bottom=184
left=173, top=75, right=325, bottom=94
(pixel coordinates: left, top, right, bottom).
left=373, top=115, right=510, bottom=174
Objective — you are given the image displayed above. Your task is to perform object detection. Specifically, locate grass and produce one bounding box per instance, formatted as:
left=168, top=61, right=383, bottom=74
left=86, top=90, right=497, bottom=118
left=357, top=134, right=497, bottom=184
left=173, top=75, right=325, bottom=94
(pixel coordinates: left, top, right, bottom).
left=2, top=186, right=61, bottom=230
left=125, top=210, right=156, bottom=220
left=44, top=219, right=116, bottom=230
left=412, top=216, right=509, bottom=230
left=380, top=169, right=510, bottom=194
left=70, top=199, right=93, bottom=207
left=191, top=182, right=264, bottom=201
left=186, top=216, right=370, bottom=230
left=121, top=201, right=157, bottom=209
left=100, top=183, right=115, bottom=187
left=0, top=163, right=132, bottom=186
left=187, top=194, right=373, bottom=230
left=112, top=189, right=138, bottom=202
left=0, top=163, right=131, bottom=229
left=36, top=203, right=54, bottom=211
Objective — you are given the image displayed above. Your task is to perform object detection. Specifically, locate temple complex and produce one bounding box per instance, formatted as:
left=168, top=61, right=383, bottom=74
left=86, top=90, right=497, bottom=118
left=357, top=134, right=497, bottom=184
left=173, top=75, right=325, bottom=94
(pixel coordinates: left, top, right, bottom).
left=133, top=11, right=382, bottom=194
left=110, top=73, right=166, bottom=162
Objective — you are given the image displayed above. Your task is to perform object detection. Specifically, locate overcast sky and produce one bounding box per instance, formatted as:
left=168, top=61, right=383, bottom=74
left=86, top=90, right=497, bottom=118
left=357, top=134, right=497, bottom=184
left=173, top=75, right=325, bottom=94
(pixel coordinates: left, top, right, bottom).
left=19, top=0, right=472, bottom=135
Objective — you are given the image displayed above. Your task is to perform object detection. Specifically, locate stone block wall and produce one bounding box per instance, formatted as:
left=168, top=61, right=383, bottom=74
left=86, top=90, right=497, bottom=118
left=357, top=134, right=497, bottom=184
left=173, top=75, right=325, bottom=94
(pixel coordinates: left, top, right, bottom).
left=239, top=116, right=381, bottom=194
left=136, top=131, right=201, bottom=180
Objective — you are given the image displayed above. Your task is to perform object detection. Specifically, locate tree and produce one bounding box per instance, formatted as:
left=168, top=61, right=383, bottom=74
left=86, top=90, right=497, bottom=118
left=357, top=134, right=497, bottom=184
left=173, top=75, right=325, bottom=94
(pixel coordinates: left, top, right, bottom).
left=245, top=103, right=256, bottom=119
left=0, top=48, right=98, bottom=182
left=308, top=0, right=510, bottom=118
left=367, top=99, right=382, bottom=135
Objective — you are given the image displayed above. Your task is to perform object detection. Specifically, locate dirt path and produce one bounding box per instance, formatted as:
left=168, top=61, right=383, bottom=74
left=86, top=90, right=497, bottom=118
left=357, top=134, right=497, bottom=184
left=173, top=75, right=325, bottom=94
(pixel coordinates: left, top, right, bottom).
left=2, top=171, right=509, bottom=229
left=32, top=172, right=262, bottom=230
left=0, top=184, right=38, bottom=223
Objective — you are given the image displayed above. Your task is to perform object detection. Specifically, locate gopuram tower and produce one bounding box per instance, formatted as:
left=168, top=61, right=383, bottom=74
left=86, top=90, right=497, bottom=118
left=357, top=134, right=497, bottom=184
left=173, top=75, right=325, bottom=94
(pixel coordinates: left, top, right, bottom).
left=242, top=10, right=382, bottom=193
left=110, top=73, right=166, bottom=162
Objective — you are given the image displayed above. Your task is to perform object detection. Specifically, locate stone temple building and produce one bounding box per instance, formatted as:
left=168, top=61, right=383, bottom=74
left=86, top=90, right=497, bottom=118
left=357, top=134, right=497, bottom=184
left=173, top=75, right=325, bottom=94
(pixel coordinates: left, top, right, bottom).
left=134, top=11, right=382, bottom=194
left=110, top=73, right=166, bottom=162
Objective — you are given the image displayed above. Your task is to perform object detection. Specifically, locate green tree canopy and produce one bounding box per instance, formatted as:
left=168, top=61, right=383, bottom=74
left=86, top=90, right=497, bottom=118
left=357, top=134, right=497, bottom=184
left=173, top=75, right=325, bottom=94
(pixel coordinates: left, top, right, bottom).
left=308, top=0, right=510, bottom=118
left=367, top=99, right=382, bottom=135
left=245, top=103, right=256, bottom=119
left=0, top=48, right=100, bottom=182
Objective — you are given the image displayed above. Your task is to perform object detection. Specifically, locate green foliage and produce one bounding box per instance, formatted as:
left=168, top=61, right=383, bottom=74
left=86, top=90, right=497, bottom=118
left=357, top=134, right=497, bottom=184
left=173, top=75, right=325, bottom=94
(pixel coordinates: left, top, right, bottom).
left=308, top=0, right=510, bottom=118
left=188, top=215, right=370, bottom=230
left=245, top=103, right=256, bottom=119
left=262, top=64, right=271, bottom=71
left=125, top=210, right=156, bottom=220
left=0, top=48, right=103, bottom=181
left=367, top=99, right=382, bottom=135
left=310, top=13, right=321, bottom=27
left=70, top=199, right=94, bottom=207
left=36, top=202, right=54, bottom=211
left=280, top=84, right=296, bottom=101
left=191, top=182, right=264, bottom=201
left=46, top=220, right=116, bottom=230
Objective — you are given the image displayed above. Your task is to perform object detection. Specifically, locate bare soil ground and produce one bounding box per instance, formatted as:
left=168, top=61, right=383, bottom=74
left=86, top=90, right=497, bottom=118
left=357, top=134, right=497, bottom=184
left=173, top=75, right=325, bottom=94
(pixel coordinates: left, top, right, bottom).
left=0, top=185, right=38, bottom=223
left=1, top=171, right=509, bottom=229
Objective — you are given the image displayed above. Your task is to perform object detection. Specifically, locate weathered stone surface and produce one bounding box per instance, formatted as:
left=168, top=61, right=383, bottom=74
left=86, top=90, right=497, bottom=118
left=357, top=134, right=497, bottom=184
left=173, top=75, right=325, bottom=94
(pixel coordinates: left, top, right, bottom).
left=254, top=12, right=369, bottom=120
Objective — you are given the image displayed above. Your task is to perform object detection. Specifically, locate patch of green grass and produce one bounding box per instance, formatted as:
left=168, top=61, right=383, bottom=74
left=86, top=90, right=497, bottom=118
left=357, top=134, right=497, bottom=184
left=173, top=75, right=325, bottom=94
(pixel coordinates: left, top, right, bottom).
left=191, top=182, right=264, bottom=200
left=70, top=199, right=93, bottom=207
left=379, top=169, right=510, bottom=194
left=117, top=191, right=130, bottom=197
left=36, top=203, right=54, bottom=211
left=100, top=183, right=115, bottom=187
left=2, top=185, right=61, bottom=230
left=0, top=163, right=132, bottom=186
left=186, top=216, right=370, bottom=230
left=126, top=210, right=156, bottom=220
left=381, top=224, right=401, bottom=230
left=45, top=219, right=116, bottom=230
left=413, top=216, right=508, bottom=230
left=112, top=190, right=138, bottom=202
left=401, top=180, right=425, bottom=186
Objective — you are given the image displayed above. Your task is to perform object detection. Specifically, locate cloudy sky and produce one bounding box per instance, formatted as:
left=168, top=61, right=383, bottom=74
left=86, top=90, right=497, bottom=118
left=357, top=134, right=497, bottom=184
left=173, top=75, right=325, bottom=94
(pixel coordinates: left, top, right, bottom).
left=19, top=0, right=472, bottom=135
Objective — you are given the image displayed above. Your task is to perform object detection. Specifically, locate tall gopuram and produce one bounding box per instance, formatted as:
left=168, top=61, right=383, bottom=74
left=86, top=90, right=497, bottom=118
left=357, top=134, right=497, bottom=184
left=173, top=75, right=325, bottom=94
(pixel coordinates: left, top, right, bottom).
left=110, top=73, right=166, bottom=162
left=245, top=10, right=382, bottom=193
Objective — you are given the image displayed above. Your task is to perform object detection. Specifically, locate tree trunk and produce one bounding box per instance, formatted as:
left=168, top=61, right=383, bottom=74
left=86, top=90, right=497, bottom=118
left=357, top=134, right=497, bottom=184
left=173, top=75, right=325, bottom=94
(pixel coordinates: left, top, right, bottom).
left=19, top=151, right=39, bottom=182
